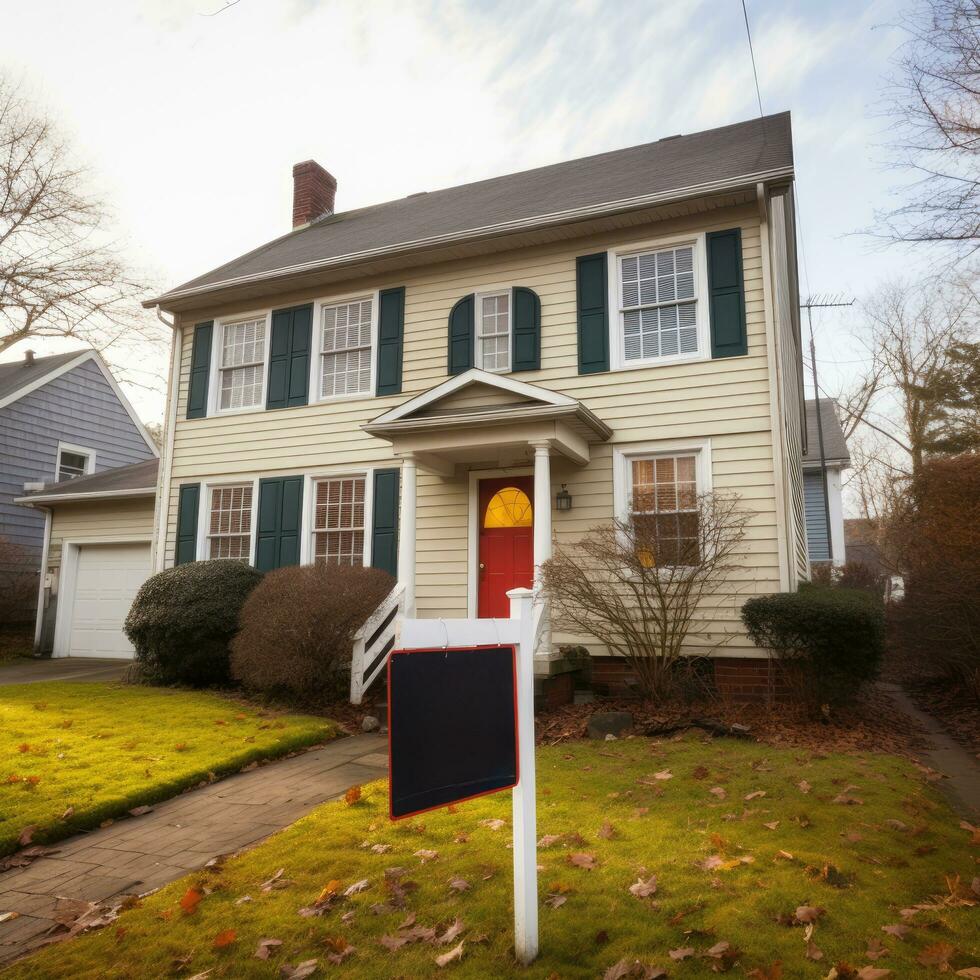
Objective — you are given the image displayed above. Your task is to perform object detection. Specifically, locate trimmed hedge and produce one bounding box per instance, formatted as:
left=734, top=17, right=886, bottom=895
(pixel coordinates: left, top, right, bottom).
left=230, top=563, right=395, bottom=702
left=124, top=560, right=263, bottom=687
left=741, top=585, right=885, bottom=706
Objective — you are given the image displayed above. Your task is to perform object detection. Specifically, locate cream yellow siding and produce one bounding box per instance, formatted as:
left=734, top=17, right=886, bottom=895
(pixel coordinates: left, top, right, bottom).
left=162, top=201, right=787, bottom=657
left=47, top=498, right=155, bottom=571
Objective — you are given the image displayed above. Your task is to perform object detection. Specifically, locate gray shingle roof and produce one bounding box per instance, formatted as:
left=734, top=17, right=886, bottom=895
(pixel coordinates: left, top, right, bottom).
left=0, top=350, right=91, bottom=404
left=20, top=458, right=159, bottom=502
left=154, top=112, right=793, bottom=305
left=803, top=398, right=850, bottom=466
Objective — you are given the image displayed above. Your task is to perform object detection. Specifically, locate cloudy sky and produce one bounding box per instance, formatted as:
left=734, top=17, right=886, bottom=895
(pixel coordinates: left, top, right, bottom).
left=2, top=0, right=927, bottom=422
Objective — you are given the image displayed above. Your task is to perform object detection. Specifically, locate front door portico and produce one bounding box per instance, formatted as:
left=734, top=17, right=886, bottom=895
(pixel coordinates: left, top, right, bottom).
left=478, top=476, right=534, bottom=618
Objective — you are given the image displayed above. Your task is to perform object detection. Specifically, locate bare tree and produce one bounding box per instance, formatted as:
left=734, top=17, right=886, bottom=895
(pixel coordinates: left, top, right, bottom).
left=877, top=0, right=980, bottom=256
left=541, top=493, right=749, bottom=701
left=0, top=76, right=162, bottom=363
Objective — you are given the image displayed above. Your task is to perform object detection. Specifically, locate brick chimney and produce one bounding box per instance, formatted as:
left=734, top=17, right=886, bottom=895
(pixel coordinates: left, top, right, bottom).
left=292, top=160, right=337, bottom=228
left=23, top=349, right=35, bottom=366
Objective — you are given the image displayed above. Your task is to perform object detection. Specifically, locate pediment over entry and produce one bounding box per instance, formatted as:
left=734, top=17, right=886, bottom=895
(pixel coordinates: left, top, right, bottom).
left=363, top=369, right=611, bottom=469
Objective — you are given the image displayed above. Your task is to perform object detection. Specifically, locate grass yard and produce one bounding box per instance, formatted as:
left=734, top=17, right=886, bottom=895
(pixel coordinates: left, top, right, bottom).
left=10, top=734, right=978, bottom=978
left=0, top=682, right=337, bottom=858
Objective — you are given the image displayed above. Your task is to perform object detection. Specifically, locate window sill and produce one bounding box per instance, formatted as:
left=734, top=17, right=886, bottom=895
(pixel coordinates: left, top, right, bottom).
left=612, top=351, right=708, bottom=372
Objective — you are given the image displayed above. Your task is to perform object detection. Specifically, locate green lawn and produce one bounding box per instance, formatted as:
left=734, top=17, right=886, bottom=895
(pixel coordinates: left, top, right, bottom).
left=0, top=682, right=337, bottom=857
left=10, top=735, right=978, bottom=978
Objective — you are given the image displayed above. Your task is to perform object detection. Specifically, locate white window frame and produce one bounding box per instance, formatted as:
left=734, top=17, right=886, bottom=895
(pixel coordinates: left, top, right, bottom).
left=209, top=311, right=272, bottom=416
left=607, top=232, right=710, bottom=371
left=197, top=477, right=260, bottom=564
left=613, top=438, right=713, bottom=567
left=474, top=287, right=513, bottom=374
left=55, top=442, right=96, bottom=481
left=301, top=468, right=375, bottom=567
left=312, top=289, right=379, bottom=403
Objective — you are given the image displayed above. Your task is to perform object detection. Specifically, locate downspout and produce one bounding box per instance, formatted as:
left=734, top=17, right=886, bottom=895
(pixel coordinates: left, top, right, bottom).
left=32, top=505, right=52, bottom=654
left=151, top=306, right=181, bottom=572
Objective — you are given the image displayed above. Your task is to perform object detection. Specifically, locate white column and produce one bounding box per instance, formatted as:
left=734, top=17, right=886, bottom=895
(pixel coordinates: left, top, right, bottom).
left=398, top=453, right=417, bottom=617
left=530, top=441, right=552, bottom=582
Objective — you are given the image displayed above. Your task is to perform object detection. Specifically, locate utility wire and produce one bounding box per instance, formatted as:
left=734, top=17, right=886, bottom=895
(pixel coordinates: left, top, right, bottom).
left=741, top=0, right=764, bottom=117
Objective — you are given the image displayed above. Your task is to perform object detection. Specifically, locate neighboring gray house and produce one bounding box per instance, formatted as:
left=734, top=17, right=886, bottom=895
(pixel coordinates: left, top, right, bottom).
left=802, top=397, right=849, bottom=566
left=0, top=349, right=158, bottom=617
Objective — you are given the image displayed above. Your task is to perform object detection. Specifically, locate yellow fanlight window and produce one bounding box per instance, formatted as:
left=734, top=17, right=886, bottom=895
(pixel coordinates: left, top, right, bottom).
left=484, top=487, right=533, bottom=528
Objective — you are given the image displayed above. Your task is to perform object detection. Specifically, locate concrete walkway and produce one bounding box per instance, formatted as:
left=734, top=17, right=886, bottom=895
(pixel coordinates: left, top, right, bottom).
left=0, top=658, right=130, bottom=685
left=879, top=682, right=980, bottom=819
left=0, top=733, right=387, bottom=964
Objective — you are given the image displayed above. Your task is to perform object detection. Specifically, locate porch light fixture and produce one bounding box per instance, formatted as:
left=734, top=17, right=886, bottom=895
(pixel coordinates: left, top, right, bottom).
left=556, top=484, right=572, bottom=511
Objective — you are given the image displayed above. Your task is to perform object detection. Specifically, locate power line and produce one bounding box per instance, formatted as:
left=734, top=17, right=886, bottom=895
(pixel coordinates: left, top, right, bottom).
left=740, top=0, right=764, bottom=117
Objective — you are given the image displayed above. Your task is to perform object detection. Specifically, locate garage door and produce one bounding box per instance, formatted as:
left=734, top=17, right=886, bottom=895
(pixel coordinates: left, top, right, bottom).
left=66, top=543, right=152, bottom=659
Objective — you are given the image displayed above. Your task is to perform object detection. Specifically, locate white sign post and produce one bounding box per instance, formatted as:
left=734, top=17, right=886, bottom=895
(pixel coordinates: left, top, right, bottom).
left=508, top=587, right=539, bottom=965
left=396, top=591, right=540, bottom=964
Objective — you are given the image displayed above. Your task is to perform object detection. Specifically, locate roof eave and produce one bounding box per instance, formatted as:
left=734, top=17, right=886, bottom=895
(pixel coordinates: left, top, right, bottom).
left=145, top=165, right=794, bottom=312
left=16, top=487, right=157, bottom=506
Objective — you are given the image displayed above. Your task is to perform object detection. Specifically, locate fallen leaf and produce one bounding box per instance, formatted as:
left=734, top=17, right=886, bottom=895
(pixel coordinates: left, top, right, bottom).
left=179, top=888, right=203, bottom=915
left=794, top=906, right=823, bottom=924
left=805, top=938, right=823, bottom=961
left=344, top=785, right=362, bottom=806
left=669, top=947, right=695, bottom=960
left=448, top=876, right=470, bottom=893
left=0, top=912, right=20, bottom=923
left=17, top=826, right=36, bottom=847
left=61, top=807, right=74, bottom=821
left=710, top=786, right=727, bottom=799
left=763, top=821, right=780, bottom=831
left=797, top=780, right=811, bottom=793
left=538, top=834, right=563, bottom=847
left=745, top=790, right=767, bottom=801
left=856, top=969, right=892, bottom=979
left=865, top=938, right=889, bottom=961
left=370, top=843, right=392, bottom=854
left=917, top=943, right=955, bottom=970
left=654, top=769, right=673, bottom=780
left=437, top=917, right=464, bottom=945
left=415, top=849, right=438, bottom=863
left=279, top=959, right=318, bottom=979
left=380, top=934, right=409, bottom=950
left=128, top=805, right=153, bottom=817
left=629, top=875, right=658, bottom=899
left=343, top=879, right=370, bottom=897
left=480, top=818, right=506, bottom=831
left=747, top=965, right=783, bottom=980
left=568, top=852, right=597, bottom=870
left=254, top=938, right=283, bottom=960
left=954, top=970, right=980, bottom=978
left=213, top=929, right=236, bottom=948
left=324, top=937, right=354, bottom=965
left=598, top=821, right=617, bottom=840
left=881, top=924, right=909, bottom=940
left=774, top=850, right=795, bottom=861
left=435, top=940, right=464, bottom=968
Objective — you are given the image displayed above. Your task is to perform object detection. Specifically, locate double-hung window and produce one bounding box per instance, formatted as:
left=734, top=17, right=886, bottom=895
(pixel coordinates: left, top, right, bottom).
left=207, top=484, right=253, bottom=561
left=476, top=291, right=511, bottom=372
left=628, top=453, right=700, bottom=566
left=320, top=298, right=372, bottom=398
left=618, top=243, right=699, bottom=364
left=57, top=447, right=92, bottom=481
left=312, top=476, right=366, bottom=565
left=219, top=317, right=266, bottom=410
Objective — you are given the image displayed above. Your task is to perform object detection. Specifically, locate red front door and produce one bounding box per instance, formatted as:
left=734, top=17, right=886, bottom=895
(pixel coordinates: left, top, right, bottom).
left=478, top=477, right=534, bottom=618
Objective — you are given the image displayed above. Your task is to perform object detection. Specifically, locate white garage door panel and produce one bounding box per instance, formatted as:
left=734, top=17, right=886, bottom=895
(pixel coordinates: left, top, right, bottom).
left=68, top=543, right=151, bottom=659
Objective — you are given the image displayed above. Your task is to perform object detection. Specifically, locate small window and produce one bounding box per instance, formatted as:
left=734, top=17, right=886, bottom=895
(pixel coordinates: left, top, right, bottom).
left=619, top=244, right=698, bottom=363
left=207, top=484, right=253, bottom=561
left=629, top=454, right=699, bottom=565
left=57, top=450, right=90, bottom=481
left=477, top=292, right=511, bottom=372
left=484, top=487, right=532, bottom=528
left=219, top=317, right=266, bottom=410
left=320, top=298, right=372, bottom=398
left=313, top=476, right=366, bottom=566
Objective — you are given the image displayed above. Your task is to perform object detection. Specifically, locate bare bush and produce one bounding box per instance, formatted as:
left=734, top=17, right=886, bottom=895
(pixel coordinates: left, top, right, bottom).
left=0, top=537, right=37, bottom=626
left=542, top=493, right=750, bottom=702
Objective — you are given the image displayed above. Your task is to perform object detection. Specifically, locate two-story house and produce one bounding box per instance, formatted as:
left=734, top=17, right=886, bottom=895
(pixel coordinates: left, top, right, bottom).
left=144, top=111, right=807, bottom=701
left=0, top=349, right=158, bottom=635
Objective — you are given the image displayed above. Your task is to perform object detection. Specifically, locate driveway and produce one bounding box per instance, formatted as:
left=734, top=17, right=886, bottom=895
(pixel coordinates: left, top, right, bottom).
left=0, top=657, right=131, bottom=685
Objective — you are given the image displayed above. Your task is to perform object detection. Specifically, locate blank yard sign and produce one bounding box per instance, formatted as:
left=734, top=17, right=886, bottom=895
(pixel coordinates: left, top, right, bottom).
left=388, top=645, right=518, bottom=819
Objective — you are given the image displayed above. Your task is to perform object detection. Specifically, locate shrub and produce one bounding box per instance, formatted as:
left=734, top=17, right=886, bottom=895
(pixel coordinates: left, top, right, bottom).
left=809, top=560, right=886, bottom=599
left=889, top=454, right=980, bottom=698
left=124, top=560, right=263, bottom=687
left=0, top=537, right=38, bottom=625
left=741, top=586, right=885, bottom=708
left=230, top=564, right=395, bottom=702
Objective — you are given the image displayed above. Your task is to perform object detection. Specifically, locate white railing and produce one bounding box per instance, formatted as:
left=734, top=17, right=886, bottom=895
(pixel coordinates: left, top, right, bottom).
left=350, top=582, right=406, bottom=704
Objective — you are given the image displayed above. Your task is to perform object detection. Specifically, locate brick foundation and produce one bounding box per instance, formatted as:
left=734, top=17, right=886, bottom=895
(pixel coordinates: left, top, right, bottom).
left=535, top=670, right=575, bottom=710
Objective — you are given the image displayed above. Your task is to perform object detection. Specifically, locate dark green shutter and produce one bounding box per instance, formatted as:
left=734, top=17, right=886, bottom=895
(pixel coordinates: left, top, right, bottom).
left=175, top=483, right=200, bottom=565
left=707, top=228, right=747, bottom=358
left=370, top=468, right=400, bottom=577
left=267, top=305, right=312, bottom=409
left=186, top=322, right=213, bottom=419
left=511, top=287, right=541, bottom=372
left=376, top=287, right=405, bottom=395
left=255, top=476, right=304, bottom=572
left=447, top=294, right=474, bottom=375
left=576, top=253, right=609, bottom=374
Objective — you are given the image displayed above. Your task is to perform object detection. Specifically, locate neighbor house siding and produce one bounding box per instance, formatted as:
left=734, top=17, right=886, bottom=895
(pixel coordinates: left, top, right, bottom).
left=162, top=202, right=782, bottom=656
left=0, top=359, right=155, bottom=567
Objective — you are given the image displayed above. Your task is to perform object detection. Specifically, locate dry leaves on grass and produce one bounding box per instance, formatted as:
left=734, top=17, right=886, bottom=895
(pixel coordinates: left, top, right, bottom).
left=480, top=818, right=507, bottom=831
left=254, top=938, right=283, bottom=960
left=415, top=849, right=439, bottom=864
left=212, top=929, right=236, bottom=949
left=179, top=888, right=203, bottom=915
left=448, top=876, right=469, bottom=893
left=435, top=941, right=464, bottom=968
left=568, top=852, right=597, bottom=870
left=279, top=959, right=318, bottom=979
left=917, top=942, right=956, bottom=970
left=628, top=875, right=658, bottom=899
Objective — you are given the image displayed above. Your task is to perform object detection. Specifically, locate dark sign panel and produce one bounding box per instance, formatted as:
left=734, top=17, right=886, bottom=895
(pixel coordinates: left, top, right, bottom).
left=388, top=645, right=518, bottom=820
